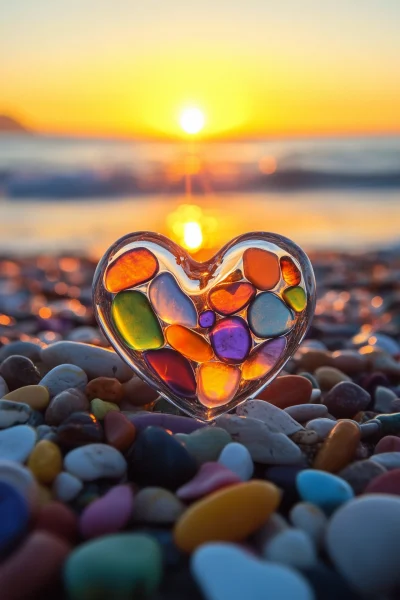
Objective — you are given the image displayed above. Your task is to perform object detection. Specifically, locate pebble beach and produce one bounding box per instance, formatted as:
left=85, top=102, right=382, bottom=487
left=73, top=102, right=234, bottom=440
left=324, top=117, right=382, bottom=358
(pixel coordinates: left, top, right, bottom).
left=1, top=246, right=400, bottom=599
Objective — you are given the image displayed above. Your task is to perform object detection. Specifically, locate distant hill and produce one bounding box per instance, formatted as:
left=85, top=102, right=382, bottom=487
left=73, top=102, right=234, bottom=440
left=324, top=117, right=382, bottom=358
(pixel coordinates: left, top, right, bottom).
left=0, top=115, right=30, bottom=134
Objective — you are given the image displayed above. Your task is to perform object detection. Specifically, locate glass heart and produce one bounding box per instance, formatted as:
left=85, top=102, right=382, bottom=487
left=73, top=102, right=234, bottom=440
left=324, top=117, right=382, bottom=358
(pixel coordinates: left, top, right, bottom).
left=93, top=232, right=316, bottom=421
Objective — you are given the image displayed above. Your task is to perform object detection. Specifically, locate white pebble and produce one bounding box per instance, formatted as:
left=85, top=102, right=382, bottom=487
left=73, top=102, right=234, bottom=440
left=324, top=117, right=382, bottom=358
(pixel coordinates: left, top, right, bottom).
left=237, top=400, right=303, bottom=435
left=53, top=471, right=83, bottom=502
left=290, top=502, right=327, bottom=547
left=0, top=425, right=36, bottom=463
left=218, top=442, right=254, bottom=481
left=0, top=400, right=31, bottom=429
left=64, top=443, right=127, bottom=481
left=305, top=418, right=336, bottom=440
left=263, top=528, right=317, bottom=569
left=0, top=459, right=39, bottom=507
left=310, top=389, right=322, bottom=402
left=285, top=404, right=327, bottom=422
left=39, top=364, right=88, bottom=398
left=370, top=452, right=400, bottom=470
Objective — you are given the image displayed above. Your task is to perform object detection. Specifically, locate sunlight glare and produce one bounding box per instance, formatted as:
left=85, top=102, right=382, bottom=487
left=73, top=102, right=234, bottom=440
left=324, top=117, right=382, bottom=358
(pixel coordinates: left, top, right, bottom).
left=183, top=221, right=203, bottom=250
left=180, top=108, right=205, bottom=135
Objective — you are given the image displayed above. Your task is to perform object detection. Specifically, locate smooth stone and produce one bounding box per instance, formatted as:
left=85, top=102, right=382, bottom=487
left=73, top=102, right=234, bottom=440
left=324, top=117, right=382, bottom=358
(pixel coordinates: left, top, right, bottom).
left=197, top=362, right=241, bottom=408
left=297, top=470, right=354, bottom=514
left=248, top=293, right=295, bottom=338
left=64, top=533, right=163, bottom=599
left=330, top=350, right=368, bottom=375
left=364, top=468, right=400, bottom=495
left=65, top=444, right=127, bottom=481
left=35, top=501, right=78, bottom=543
left=0, top=341, right=42, bottom=363
left=104, top=411, right=136, bottom=451
left=128, top=413, right=206, bottom=434
left=0, top=459, right=39, bottom=508
left=375, top=412, right=400, bottom=435
left=39, top=364, right=88, bottom=398
left=45, top=388, right=89, bottom=426
left=313, top=420, right=360, bottom=473
left=338, top=459, right=387, bottom=495
left=27, top=409, right=45, bottom=428
left=53, top=471, right=83, bottom=503
left=2, top=385, right=50, bottom=411
left=374, top=386, right=398, bottom=413
left=323, top=382, right=371, bottom=419
left=280, top=255, right=301, bottom=286
left=305, top=418, right=336, bottom=441
left=134, top=487, right=185, bottom=524
left=218, top=442, right=254, bottom=481
left=290, top=502, right=328, bottom=547
left=90, top=398, right=120, bottom=420
left=291, top=429, right=319, bottom=445
left=375, top=435, right=400, bottom=454
left=0, top=425, right=36, bottom=463
left=28, top=440, right=63, bottom=484
left=149, top=271, right=197, bottom=327
left=112, top=290, right=164, bottom=351
left=295, top=348, right=333, bottom=371
left=326, top=495, right=400, bottom=594
left=175, top=427, right=232, bottom=465
left=263, top=528, right=317, bottom=568
left=282, top=286, right=307, bottom=312
left=0, top=531, right=71, bottom=599
left=258, top=375, right=312, bottom=409
left=80, top=484, right=134, bottom=539
left=297, top=372, right=319, bottom=388
left=0, top=480, right=30, bottom=554
left=105, top=246, right=159, bottom=293
left=237, top=399, right=303, bottom=435
left=177, top=462, right=241, bottom=500
left=36, top=424, right=55, bottom=441
left=41, top=341, right=133, bottom=382
left=314, top=366, right=351, bottom=391
left=243, top=247, right=281, bottom=290
left=310, top=388, right=322, bottom=402
left=0, top=355, right=41, bottom=391
left=242, top=337, right=287, bottom=381
left=208, top=281, right=256, bottom=315
left=0, top=375, right=9, bottom=397
left=199, top=310, right=216, bottom=328
left=85, top=377, right=124, bottom=404
left=144, top=348, right=196, bottom=398
left=192, top=543, right=314, bottom=600
left=0, top=400, right=31, bottom=429
left=370, top=452, right=400, bottom=470
left=174, top=480, right=280, bottom=552
left=127, top=426, right=197, bottom=491
left=217, top=414, right=303, bottom=464
left=360, top=421, right=380, bottom=438
left=121, top=375, right=159, bottom=407
left=371, top=353, right=400, bottom=376
left=210, top=317, right=251, bottom=364
left=57, top=412, right=104, bottom=449
left=166, top=325, right=213, bottom=363
left=252, top=513, right=289, bottom=550
left=285, top=404, right=328, bottom=422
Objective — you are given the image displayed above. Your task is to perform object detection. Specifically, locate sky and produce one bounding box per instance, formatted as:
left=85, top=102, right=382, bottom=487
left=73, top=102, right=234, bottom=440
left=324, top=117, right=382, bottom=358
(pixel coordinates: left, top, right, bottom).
left=1, top=0, right=400, bottom=139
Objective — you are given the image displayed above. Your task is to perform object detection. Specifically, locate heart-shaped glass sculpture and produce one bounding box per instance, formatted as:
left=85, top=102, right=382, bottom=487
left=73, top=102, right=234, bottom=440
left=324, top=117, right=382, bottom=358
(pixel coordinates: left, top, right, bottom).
left=93, top=232, right=316, bottom=421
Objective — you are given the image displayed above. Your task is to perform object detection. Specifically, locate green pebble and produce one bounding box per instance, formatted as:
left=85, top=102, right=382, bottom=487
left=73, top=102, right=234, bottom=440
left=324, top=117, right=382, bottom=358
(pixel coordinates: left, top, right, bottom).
left=375, top=413, right=400, bottom=435
left=282, top=286, right=307, bottom=312
left=64, top=533, right=163, bottom=600
left=90, top=398, right=120, bottom=420
left=112, top=290, right=164, bottom=351
left=175, top=426, right=232, bottom=465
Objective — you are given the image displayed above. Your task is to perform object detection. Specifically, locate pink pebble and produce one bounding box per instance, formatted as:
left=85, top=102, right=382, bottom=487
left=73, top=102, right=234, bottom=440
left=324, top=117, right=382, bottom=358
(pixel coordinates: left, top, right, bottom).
left=365, top=468, right=400, bottom=496
left=374, top=436, right=400, bottom=454
left=79, top=484, right=134, bottom=539
left=177, top=461, right=241, bottom=501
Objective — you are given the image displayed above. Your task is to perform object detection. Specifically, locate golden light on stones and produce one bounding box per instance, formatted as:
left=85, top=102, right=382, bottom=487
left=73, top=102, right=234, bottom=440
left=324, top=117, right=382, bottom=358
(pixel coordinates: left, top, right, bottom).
left=197, top=362, right=241, bottom=408
left=105, top=248, right=158, bottom=293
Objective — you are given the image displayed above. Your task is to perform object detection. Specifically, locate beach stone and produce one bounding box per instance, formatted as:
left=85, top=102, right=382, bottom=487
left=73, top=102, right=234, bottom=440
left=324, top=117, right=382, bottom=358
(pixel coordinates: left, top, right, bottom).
left=64, top=533, right=163, bottom=599
left=45, top=388, right=89, bottom=426
left=252, top=513, right=289, bottom=550
left=41, top=341, right=133, bottom=382
left=391, top=398, right=400, bottom=412
left=112, top=290, right=164, bottom=351
left=375, top=435, right=400, bottom=454
left=296, top=349, right=333, bottom=371
left=258, top=375, right=312, bottom=408
left=314, top=366, right=351, bottom=391
left=175, top=427, right=231, bottom=465
left=27, top=409, right=45, bottom=428
left=53, top=471, right=83, bottom=503
left=374, top=386, right=398, bottom=413
left=210, top=317, right=252, bottom=364
left=313, top=420, right=360, bottom=472
left=166, top=324, right=214, bottom=363
left=35, top=501, right=78, bottom=543
left=326, top=495, right=400, bottom=594
left=364, top=468, right=400, bottom=495
left=28, top=439, right=63, bottom=484
left=0, top=480, right=30, bottom=554
left=0, top=531, right=71, bottom=600
left=248, top=293, right=295, bottom=338
left=290, top=429, right=319, bottom=445
left=217, top=414, right=303, bottom=464
left=360, top=420, right=380, bottom=438
left=242, top=337, right=287, bottom=382
left=290, top=502, right=328, bottom=547
left=36, top=424, right=55, bottom=442
left=134, top=487, right=185, bottom=524
left=263, top=528, right=317, bottom=569
left=40, top=364, right=88, bottom=398
left=104, top=411, right=136, bottom=451
left=57, top=412, right=104, bottom=449
left=90, top=398, right=119, bottom=420
left=0, top=400, right=31, bottom=428
left=127, top=426, right=197, bottom=491
left=121, top=375, right=159, bottom=407
left=105, top=246, right=159, bottom=293
left=297, top=372, right=319, bottom=388
left=146, top=348, right=197, bottom=398
left=370, top=452, right=400, bottom=470
left=0, top=375, right=8, bottom=397
left=305, top=418, right=336, bottom=441
left=86, top=377, right=124, bottom=404
left=375, top=412, right=400, bottom=435
left=177, top=462, right=241, bottom=501
left=330, top=349, right=368, bottom=374
left=0, top=355, right=41, bottom=391
left=174, top=480, right=280, bottom=552
left=80, top=484, right=134, bottom=539
left=197, top=362, right=241, bottom=407
left=218, top=442, right=254, bottom=481
left=371, top=353, right=400, bottom=376
left=285, top=404, right=328, bottom=423
left=149, top=271, right=197, bottom=327
left=192, top=543, right=314, bottom=600
left=65, top=443, right=127, bottom=481
left=2, top=385, right=50, bottom=411
left=310, top=388, right=322, bottom=402
left=338, top=459, right=386, bottom=495
left=0, top=424, right=36, bottom=463
left=237, top=399, right=303, bottom=435
left=323, top=382, right=371, bottom=419
left=0, top=341, right=42, bottom=363
left=0, top=459, right=39, bottom=508
left=296, top=469, right=354, bottom=514
left=128, top=412, right=206, bottom=434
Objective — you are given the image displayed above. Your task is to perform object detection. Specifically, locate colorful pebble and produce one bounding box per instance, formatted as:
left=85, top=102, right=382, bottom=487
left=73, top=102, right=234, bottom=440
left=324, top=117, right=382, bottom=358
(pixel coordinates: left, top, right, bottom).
left=243, top=248, right=280, bottom=290
left=105, top=247, right=159, bottom=293
left=2, top=385, right=50, bottom=411
left=80, top=484, right=134, bottom=539
left=296, top=470, right=354, bottom=514
left=248, top=292, right=295, bottom=338
left=165, top=324, right=214, bottom=362
left=177, top=462, right=241, bottom=500
left=112, top=290, right=164, bottom=350
left=149, top=271, right=197, bottom=327
left=197, top=362, right=241, bottom=407
left=242, top=337, right=287, bottom=381
left=28, top=439, right=63, bottom=484
left=208, top=281, right=256, bottom=315
left=210, top=316, right=252, bottom=363
left=144, top=348, right=197, bottom=398
left=313, top=420, right=360, bottom=473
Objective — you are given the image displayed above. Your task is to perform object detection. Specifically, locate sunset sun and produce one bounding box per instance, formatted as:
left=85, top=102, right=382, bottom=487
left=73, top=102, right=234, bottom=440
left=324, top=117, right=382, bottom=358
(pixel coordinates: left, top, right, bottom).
left=179, top=108, right=205, bottom=135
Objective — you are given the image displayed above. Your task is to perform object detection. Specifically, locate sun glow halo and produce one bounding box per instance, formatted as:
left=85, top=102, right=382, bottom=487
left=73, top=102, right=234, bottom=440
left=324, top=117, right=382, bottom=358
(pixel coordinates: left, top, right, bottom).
left=180, top=108, right=205, bottom=135
left=183, top=221, right=203, bottom=250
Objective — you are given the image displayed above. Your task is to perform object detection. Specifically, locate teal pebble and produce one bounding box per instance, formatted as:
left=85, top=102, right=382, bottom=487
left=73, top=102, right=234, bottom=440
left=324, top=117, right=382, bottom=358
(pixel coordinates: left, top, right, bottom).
left=175, top=427, right=232, bottom=465
left=64, top=533, right=163, bottom=599
left=375, top=413, right=400, bottom=436
left=296, top=469, right=354, bottom=514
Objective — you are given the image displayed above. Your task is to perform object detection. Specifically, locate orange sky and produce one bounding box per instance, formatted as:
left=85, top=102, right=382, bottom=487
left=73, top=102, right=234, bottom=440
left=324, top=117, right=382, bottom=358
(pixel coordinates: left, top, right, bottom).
left=1, top=0, right=400, bottom=139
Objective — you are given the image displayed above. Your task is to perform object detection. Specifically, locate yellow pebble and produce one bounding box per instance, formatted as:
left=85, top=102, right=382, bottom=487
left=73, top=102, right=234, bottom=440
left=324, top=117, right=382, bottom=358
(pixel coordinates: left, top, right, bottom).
left=90, top=398, right=120, bottom=420
left=3, top=385, right=50, bottom=411
left=28, top=440, right=63, bottom=484
left=174, top=480, right=280, bottom=553
left=37, top=484, right=53, bottom=506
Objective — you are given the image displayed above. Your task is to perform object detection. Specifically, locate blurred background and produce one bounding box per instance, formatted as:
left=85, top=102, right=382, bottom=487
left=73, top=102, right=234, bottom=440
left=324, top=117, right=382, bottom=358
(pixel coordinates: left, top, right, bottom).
left=1, top=0, right=400, bottom=259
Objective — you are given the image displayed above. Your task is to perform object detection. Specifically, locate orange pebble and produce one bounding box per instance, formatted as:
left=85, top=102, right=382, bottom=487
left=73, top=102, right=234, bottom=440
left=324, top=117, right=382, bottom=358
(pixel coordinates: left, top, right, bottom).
left=165, top=325, right=214, bottom=363
left=313, top=420, right=360, bottom=473
left=105, top=247, right=159, bottom=293
left=86, top=377, right=124, bottom=403
left=243, top=248, right=280, bottom=290
left=258, top=375, right=312, bottom=408
left=280, top=256, right=301, bottom=286
left=173, top=480, right=280, bottom=552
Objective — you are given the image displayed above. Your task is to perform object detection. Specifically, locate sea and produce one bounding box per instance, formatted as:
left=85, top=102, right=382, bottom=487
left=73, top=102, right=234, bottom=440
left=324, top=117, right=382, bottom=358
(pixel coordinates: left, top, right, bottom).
left=0, top=134, right=399, bottom=258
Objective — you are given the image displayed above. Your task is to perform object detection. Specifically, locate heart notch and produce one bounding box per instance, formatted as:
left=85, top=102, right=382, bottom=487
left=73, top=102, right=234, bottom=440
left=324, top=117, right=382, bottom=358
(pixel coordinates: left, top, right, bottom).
left=93, top=232, right=316, bottom=421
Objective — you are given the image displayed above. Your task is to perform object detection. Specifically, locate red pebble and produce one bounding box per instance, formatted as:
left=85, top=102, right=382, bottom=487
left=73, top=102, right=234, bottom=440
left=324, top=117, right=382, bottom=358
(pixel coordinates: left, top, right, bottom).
left=104, top=411, right=136, bottom=451
left=365, top=468, right=400, bottom=496
left=35, top=501, right=78, bottom=544
left=258, top=375, right=312, bottom=409
left=374, top=435, right=400, bottom=454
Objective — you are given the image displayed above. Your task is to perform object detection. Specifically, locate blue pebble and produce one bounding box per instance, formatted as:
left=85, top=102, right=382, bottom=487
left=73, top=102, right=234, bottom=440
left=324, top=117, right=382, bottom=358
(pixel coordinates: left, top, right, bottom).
left=296, top=469, right=354, bottom=514
left=0, top=480, right=30, bottom=554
